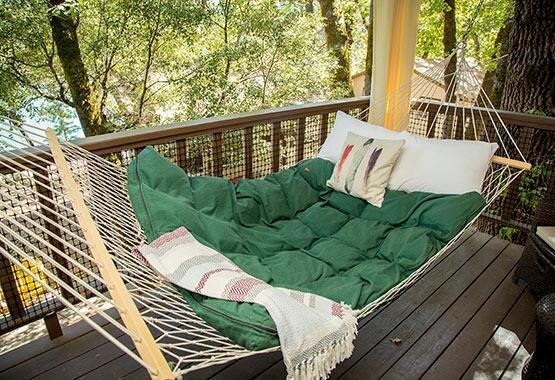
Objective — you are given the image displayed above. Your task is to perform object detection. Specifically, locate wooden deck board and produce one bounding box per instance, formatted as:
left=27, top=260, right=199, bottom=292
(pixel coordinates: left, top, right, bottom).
left=0, top=231, right=534, bottom=380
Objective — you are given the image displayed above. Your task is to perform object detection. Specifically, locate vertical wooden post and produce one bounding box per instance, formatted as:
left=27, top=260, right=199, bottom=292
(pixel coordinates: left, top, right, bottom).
left=319, top=113, right=329, bottom=147
left=271, top=122, right=281, bottom=173
left=296, top=117, right=306, bottom=163
left=175, top=139, right=188, bottom=171
left=212, top=132, right=223, bottom=177
left=35, top=167, right=77, bottom=302
left=44, top=312, right=63, bottom=339
left=0, top=248, right=26, bottom=321
left=46, top=130, right=173, bottom=380
left=244, top=127, right=253, bottom=178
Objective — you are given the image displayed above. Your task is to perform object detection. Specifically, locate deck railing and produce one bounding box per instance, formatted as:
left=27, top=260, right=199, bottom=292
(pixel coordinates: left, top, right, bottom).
left=1, top=96, right=554, bottom=338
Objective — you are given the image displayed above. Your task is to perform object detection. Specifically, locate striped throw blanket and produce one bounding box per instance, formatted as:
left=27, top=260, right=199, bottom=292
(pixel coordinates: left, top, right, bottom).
left=135, top=227, right=357, bottom=379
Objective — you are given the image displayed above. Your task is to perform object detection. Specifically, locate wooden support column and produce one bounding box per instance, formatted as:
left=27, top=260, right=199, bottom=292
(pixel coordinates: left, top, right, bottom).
left=44, top=312, right=63, bottom=339
left=243, top=127, right=253, bottom=178
left=212, top=132, right=223, bottom=177
left=370, top=0, right=421, bottom=131
left=0, top=247, right=26, bottom=321
left=296, top=117, right=306, bottom=163
left=271, top=122, right=281, bottom=173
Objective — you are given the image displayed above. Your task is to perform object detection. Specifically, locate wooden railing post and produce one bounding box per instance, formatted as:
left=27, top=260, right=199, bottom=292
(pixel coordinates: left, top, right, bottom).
left=296, top=117, right=306, bottom=162
left=212, top=132, right=223, bottom=177
left=319, top=113, right=329, bottom=147
left=244, top=127, right=253, bottom=178
left=272, top=122, right=281, bottom=173
left=176, top=139, right=187, bottom=171
left=0, top=247, right=26, bottom=321
left=35, top=168, right=77, bottom=302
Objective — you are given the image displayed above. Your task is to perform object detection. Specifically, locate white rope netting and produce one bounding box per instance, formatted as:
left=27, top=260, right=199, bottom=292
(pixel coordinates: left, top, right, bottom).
left=0, top=45, right=528, bottom=377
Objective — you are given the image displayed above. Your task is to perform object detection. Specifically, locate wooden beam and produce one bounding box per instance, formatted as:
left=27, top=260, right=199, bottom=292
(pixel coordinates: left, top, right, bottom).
left=46, top=129, right=174, bottom=380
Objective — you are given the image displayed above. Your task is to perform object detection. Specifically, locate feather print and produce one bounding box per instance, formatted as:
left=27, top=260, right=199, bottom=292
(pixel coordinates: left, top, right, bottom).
left=363, top=138, right=374, bottom=146
left=364, top=147, right=383, bottom=182
left=335, top=144, right=354, bottom=179
left=345, top=146, right=367, bottom=193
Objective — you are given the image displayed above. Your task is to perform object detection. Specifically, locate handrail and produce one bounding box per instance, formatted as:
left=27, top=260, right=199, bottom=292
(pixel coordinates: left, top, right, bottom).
left=73, top=97, right=372, bottom=155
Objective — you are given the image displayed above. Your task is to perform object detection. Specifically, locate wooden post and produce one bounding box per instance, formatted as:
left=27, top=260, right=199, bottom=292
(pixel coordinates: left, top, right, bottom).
left=0, top=248, right=26, bottom=321
left=175, top=139, right=188, bottom=171
left=212, top=132, right=223, bottom=177
left=44, top=312, right=63, bottom=339
left=319, top=113, right=329, bottom=147
left=271, top=122, right=281, bottom=173
left=296, top=117, right=306, bottom=163
left=46, top=129, right=174, bottom=380
left=35, top=167, right=78, bottom=302
left=244, top=127, right=253, bottom=178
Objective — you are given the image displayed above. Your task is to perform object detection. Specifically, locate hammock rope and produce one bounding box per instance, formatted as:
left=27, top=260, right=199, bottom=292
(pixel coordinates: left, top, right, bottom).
left=0, top=35, right=530, bottom=378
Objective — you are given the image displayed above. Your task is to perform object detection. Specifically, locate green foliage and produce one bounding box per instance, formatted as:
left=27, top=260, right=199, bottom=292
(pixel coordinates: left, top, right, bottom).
left=498, top=226, right=518, bottom=241
left=416, top=0, right=512, bottom=67
left=0, top=0, right=517, bottom=133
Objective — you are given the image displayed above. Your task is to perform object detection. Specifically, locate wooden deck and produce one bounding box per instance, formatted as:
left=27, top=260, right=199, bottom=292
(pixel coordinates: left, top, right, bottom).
left=0, top=229, right=536, bottom=379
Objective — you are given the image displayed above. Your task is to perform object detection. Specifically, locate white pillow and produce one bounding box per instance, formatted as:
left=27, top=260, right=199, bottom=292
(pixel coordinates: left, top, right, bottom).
left=319, top=111, right=499, bottom=195
left=318, top=111, right=406, bottom=162
left=388, top=133, right=499, bottom=194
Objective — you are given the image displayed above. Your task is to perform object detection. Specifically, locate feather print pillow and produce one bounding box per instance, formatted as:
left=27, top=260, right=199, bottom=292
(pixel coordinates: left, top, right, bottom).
left=327, top=132, right=404, bottom=207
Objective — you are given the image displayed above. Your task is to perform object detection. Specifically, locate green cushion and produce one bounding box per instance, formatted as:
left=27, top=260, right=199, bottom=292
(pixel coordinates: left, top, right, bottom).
left=128, top=147, right=485, bottom=351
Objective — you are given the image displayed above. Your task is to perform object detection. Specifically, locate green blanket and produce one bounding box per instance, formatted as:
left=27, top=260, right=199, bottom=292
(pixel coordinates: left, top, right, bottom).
left=128, top=147, right=485, bottom=350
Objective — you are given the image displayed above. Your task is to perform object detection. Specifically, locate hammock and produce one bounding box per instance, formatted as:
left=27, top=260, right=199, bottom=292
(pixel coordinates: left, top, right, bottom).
left=0, top=44, right=530, bottom=378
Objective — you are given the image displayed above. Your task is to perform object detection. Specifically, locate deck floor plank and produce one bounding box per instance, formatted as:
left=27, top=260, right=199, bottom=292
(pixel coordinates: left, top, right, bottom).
left=461, top=289, right=536, bottom=380
left=387, top=243, right=523, bottom=379
left=339, top=236, right=511, bottom=380
left=0, top=232, right=534, bottom=380
left=421, top=259, right=525, bottom=379
left=252, top=230, right=488, bottom=380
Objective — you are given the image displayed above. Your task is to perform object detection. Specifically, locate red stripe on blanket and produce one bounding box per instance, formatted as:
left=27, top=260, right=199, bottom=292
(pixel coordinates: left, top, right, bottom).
left=195, top=268, right=241, bottom=293
left=331, top=302, right=343, bottom=317
left=227, top=277, right=264, bottom=302
left=151, top=227, right=190, bottom=248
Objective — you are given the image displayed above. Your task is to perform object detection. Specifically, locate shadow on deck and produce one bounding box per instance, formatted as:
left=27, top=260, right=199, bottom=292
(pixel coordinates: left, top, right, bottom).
left=0, top=229, right=536, bottom=379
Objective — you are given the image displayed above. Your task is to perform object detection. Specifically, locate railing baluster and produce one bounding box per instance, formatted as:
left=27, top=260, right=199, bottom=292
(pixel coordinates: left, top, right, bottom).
left=319, top=113, right=329, bottom=147
left=244, top=127, right=253, bottom=178
left=35, top=167, right=77, bottom=303
left=0, top=245, right=26, bottom=320
left=212, top=132, right=223, bottom=177
left=296, top=117, right=306, bottom=163
left=176, top=139, right=187, bottom=171
left=426, top=110, right=437, bottom=137
left=272, top=122, right=281, bottom=173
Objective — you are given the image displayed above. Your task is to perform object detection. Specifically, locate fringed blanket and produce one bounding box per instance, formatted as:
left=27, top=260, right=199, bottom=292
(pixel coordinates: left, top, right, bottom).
left=135, top=227, right=357, bottom=379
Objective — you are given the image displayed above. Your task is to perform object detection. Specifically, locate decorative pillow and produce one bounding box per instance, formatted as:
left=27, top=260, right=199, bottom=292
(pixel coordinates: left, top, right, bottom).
left=327, top=132, right=405, bottom=207
left=318, top=111, right=407, bottom=163
left=388, top=133, right=499, bottom=194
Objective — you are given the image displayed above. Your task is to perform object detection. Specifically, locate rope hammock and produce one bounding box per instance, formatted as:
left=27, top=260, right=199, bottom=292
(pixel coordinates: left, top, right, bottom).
left=0, top=37, right=531, bottom=380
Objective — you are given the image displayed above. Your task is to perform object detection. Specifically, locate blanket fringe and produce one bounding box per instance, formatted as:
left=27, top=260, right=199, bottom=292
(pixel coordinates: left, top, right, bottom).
left=289, top=303, right=358, bottom=380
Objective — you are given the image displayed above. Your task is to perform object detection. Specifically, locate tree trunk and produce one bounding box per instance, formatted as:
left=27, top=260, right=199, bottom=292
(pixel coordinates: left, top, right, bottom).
left=318, top=0, right=353, bottom=96
left=363, top=0, right=373, bottom=95
left=498, top=0, right=554, bottom=228
left=443, top=0, right=457, bottom=98
left=481, top=16, right=513, bottom=108
left=500, top=0, right=555, bottom=114
left=48, top=0, right=109, bottom=136
left=306, top=0, right=314, bottom=13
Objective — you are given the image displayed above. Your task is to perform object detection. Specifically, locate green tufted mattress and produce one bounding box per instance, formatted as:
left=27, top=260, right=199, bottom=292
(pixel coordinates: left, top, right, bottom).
left=128, top=147, right=485, bottom=351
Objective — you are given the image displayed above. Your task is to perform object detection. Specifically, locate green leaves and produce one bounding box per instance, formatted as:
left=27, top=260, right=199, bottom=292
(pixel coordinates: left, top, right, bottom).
left=48, top=0, right=80, bottom=18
